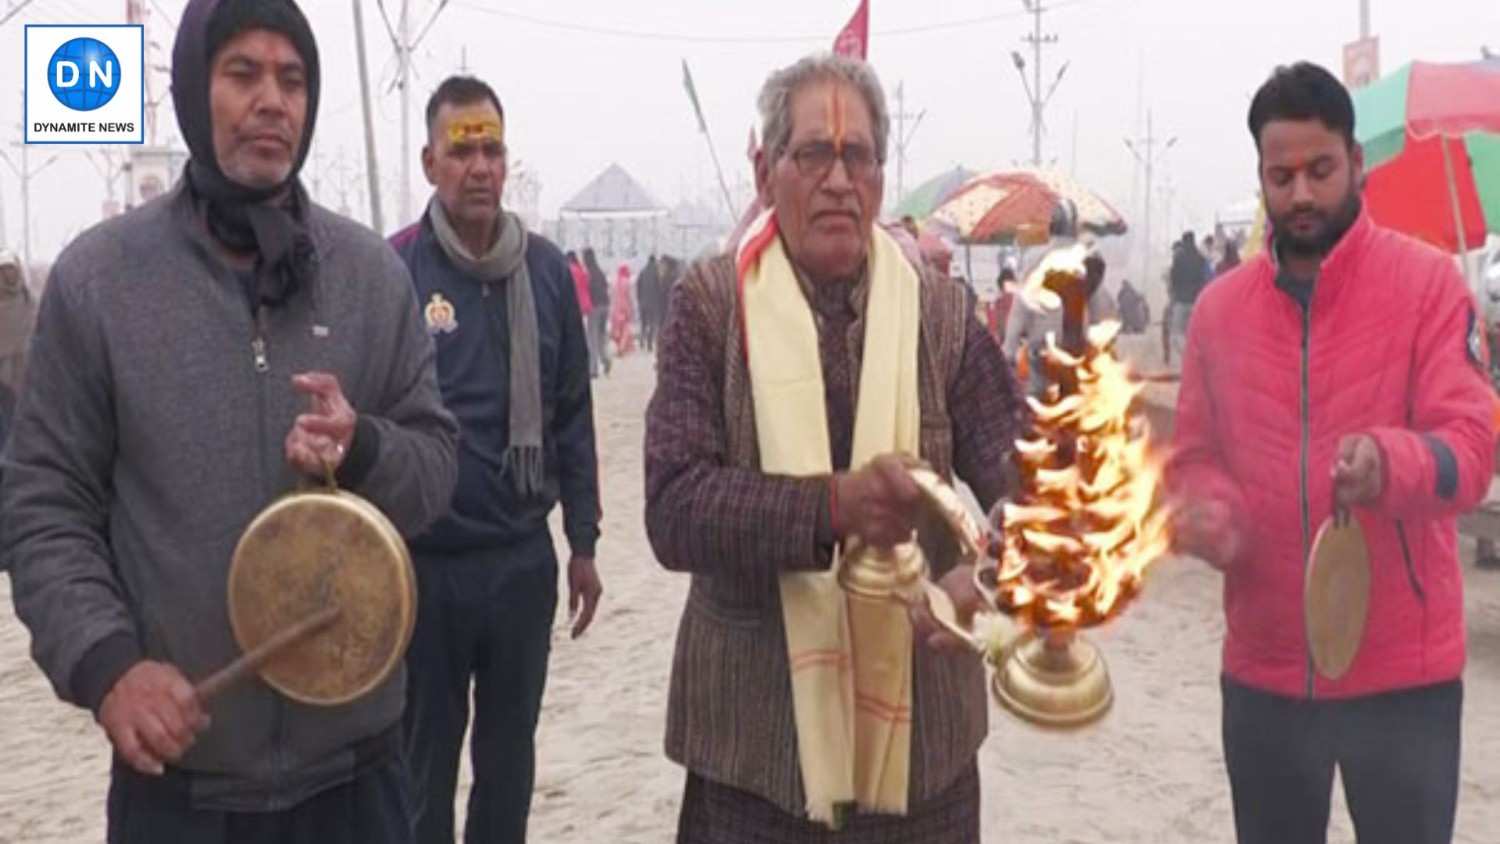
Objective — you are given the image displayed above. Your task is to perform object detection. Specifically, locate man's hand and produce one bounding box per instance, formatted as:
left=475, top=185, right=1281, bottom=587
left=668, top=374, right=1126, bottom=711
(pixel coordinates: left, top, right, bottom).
left=908, top=565, right=985, bottom=654
left=285, top=372, right=356, bottom=478
left=98, top=661, right=209, bottom=776
left=567, top=555, right=603, bottom=640
left=1170, top=498, right=1242, bottom=572
left=1333, top=434, right=1384, bottom=511
left=832, top=454, right=924, bottom=550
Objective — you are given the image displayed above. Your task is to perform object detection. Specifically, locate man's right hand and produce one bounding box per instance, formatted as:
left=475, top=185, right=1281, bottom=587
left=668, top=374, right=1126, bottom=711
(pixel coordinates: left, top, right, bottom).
left=832, top=454, right=925, bottom=550
left=1170, top=498, right=1242, bottom=572
left=98, top=661, right=210, bottom=776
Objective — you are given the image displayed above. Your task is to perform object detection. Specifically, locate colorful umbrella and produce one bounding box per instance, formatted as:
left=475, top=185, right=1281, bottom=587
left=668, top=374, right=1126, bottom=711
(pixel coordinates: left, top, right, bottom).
left=930, top=171, right=1055, bottom=243
left=892, top=166, right=976, bottom=220
left=1355, top=60, right=1500, bottom=253
left=930, top=169, right=1127, bottom=244
left=1013, top=168, right=1129, bottom=236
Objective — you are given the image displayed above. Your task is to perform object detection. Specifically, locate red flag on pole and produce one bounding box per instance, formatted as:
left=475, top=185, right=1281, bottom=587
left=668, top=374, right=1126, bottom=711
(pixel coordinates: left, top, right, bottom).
left=833, top=0, right=869, bottom=59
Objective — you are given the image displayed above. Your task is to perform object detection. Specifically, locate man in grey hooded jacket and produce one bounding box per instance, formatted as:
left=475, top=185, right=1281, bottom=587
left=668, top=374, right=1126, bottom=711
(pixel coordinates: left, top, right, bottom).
left=1, top=2, right=457, bottom=841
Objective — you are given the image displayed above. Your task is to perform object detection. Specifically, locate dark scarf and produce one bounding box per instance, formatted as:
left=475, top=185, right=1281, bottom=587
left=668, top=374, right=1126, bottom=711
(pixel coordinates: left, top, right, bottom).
left=172, top=0, right=321, bottom=308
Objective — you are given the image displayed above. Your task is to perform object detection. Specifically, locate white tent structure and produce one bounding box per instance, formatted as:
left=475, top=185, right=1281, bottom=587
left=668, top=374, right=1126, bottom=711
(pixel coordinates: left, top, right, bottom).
left=556, top=164, right=668, bottom=258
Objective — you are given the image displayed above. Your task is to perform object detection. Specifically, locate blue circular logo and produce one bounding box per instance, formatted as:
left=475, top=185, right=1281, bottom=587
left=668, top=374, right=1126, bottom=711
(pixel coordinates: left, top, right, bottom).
left=47, top=37, right=122, bottom=112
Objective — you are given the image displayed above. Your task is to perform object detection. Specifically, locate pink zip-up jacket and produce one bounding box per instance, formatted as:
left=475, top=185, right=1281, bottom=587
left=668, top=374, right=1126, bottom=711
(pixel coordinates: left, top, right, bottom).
left=1168, top=208, right=1495, bottom=699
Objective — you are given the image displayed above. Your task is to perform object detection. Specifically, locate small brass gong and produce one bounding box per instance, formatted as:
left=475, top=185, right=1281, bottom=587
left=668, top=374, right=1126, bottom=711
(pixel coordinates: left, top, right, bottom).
left=225, top=485, right=416, bottom=706
left=1305, top=513, right=1371, bottom=681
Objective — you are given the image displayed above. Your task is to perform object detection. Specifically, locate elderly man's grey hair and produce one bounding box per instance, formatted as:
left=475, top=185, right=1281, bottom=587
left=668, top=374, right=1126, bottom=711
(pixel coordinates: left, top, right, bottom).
left=757, top=53, right=890, bottom=167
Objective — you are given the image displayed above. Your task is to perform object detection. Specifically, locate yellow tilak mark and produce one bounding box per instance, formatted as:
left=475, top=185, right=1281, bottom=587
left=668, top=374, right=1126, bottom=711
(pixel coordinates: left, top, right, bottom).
left=448, top=118, right=504, bottom=145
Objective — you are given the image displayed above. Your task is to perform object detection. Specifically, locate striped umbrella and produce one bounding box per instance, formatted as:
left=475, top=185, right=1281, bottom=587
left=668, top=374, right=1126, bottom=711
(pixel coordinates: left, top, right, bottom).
left=1355, top=59, right=1500, bottom=254
left=930, top=169, right=1127, bottom=244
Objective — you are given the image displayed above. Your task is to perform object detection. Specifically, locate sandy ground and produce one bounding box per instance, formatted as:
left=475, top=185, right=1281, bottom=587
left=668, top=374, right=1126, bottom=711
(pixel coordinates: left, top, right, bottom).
left=4, top=349, right=1500, bottom=842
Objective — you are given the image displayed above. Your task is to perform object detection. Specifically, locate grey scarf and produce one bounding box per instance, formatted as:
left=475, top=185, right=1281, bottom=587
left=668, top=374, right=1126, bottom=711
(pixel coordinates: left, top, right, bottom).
left=428, top=197, right=545, bottom=497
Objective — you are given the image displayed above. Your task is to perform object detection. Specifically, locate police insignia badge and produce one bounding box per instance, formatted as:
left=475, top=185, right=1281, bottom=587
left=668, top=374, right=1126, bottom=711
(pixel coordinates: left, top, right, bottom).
left=425, top=293, right=458, bottom=335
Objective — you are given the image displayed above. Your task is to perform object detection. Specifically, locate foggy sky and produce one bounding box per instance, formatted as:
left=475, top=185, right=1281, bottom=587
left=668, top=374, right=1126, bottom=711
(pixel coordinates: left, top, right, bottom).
left=0, top=0, right=1496, bottom=266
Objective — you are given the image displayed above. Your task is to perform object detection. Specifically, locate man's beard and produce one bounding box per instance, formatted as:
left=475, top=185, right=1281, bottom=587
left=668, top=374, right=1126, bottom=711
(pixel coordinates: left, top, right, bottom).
left=1271, top=187, right=1362, bottom=259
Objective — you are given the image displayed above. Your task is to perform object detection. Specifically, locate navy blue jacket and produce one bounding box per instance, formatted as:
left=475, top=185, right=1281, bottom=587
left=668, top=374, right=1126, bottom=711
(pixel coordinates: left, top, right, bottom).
left=391, top=214, right=599, bottom=563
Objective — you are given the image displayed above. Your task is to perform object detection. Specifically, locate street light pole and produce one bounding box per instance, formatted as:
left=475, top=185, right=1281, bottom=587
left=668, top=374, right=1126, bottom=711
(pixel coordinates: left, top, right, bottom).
left=1018, top=0, right=1060, bottom=167
left=1125, top=111, right=1176, bottom=287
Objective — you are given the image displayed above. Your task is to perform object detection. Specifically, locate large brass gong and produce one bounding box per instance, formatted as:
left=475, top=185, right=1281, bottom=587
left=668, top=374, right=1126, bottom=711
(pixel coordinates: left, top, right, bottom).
left=219, top=483, right=416, bottom=706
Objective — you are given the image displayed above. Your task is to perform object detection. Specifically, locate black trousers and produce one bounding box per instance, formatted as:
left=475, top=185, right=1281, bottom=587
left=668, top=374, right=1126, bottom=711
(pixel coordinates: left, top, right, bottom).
left=106, top=728, right=413, bottom=844
left=404, top=541, right=558, bottom=844
left=1222, top=675, right=1462, bottom=844
left=640, top=314, right=659, bottom=353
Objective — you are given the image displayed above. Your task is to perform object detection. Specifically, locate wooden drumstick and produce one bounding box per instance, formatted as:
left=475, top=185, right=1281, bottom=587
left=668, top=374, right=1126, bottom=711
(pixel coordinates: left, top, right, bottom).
left=195, top=606, right=341, bottom=703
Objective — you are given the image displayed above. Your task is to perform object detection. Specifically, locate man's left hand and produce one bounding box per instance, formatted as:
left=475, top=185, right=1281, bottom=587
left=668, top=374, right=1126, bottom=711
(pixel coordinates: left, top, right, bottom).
left=908, top=564, right=985, bottom=655
left=567, top=555, right=603, bottom=639
left=1333, top=434, right=1384, bottom=511
left=285, top=372, right=356, bottom=478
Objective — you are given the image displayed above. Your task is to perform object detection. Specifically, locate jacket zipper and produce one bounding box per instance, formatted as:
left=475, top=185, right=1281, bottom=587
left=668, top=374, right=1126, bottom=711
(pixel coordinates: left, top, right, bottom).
left=1299, top=301, right=1315, bottom=700
left=252, top=310, right=270, bottom=374
left=251, top=304, right=286, bottom=806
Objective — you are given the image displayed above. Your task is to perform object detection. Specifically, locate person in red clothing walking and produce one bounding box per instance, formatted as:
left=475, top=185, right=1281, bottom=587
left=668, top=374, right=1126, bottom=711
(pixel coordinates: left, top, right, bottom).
left=566, top=250, right=594, bottom=316
left=1168, top=62, right=1494, bottom=844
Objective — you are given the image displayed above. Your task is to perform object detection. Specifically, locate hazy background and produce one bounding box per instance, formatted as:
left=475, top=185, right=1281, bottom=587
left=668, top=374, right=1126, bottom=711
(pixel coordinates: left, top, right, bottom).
left=0, top=0, right=1495, bottom=273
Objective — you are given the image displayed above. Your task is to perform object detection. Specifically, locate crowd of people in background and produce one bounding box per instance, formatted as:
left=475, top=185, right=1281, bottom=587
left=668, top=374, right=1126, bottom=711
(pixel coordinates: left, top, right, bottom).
left=898, top=208, right=1250, bottom=377
left=562, top=248, right=684, bottom=378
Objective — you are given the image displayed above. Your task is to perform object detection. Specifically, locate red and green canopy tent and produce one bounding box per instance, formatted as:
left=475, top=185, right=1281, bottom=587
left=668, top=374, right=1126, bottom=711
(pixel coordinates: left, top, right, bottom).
left=1355, top=59, right=1500, bottom=255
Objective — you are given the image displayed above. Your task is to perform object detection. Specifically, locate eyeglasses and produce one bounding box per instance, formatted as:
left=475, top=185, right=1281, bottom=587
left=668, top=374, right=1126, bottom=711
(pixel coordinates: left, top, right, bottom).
left=785, top=141, right=881, bottom=182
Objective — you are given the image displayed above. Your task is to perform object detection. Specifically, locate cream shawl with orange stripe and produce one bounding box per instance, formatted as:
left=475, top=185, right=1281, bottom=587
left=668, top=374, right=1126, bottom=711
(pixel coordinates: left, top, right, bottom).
left=737, top=209, right=922, bottom=826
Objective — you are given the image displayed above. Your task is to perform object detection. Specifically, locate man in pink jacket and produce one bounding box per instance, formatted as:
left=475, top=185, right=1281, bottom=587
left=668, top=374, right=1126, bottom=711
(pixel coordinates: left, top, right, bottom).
left=1168, top=62, right=1494, bottom=844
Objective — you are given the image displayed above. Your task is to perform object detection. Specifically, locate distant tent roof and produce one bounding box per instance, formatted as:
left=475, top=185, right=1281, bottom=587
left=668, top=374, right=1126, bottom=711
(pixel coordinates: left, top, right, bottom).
left=561, top=164, right=667, bottom=218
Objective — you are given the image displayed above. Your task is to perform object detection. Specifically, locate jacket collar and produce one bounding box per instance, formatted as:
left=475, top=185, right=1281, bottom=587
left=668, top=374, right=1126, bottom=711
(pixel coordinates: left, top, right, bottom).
left=1266, top=201, right=1374, bottom=311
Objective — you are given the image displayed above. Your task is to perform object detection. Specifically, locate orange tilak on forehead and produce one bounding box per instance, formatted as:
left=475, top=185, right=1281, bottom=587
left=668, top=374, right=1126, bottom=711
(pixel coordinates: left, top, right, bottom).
left=830, top=84, right=847, bottom=149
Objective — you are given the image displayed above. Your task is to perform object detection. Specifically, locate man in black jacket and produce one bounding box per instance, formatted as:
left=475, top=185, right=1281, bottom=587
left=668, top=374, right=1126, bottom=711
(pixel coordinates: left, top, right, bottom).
left=390, top=75, right=604, bottom=843
left=1167, top=230, right=1209, bottom=360
left=637, top=255, right=661, bottom=353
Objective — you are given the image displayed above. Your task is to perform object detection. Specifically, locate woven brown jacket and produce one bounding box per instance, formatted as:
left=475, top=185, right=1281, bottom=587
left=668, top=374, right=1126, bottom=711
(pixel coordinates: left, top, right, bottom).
left=644, top=251, right=1023, bottom=818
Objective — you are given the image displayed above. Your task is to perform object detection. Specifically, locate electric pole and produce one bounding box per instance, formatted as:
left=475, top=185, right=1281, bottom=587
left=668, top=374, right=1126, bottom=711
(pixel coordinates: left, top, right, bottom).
left=377, top=0, right=451, bottom=227
left=86, top=148, right=126, bottom=212
left=1124, top=110, right=1176, bottom=294
left=1012, top=0, right=1068, bottom=168
left=891, top=81, right=925, bottom=212
left=1359, top=0, right=1370, bottom=39
left=353, top=0, right=386, bottom=233
left=397, top=1, right=411, bottom=224
left=2, top=139, right=60, bottom=272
